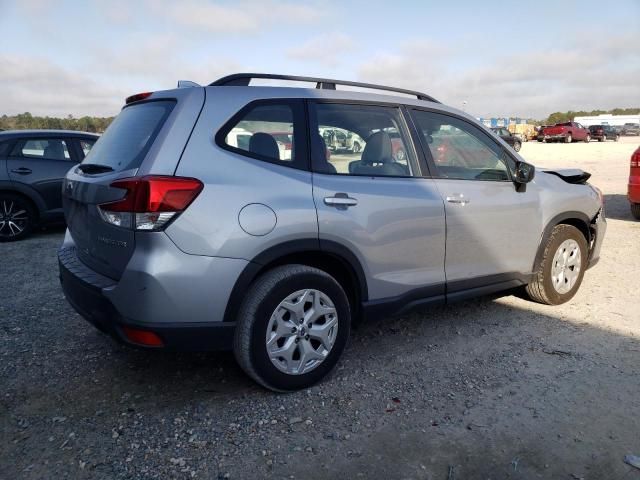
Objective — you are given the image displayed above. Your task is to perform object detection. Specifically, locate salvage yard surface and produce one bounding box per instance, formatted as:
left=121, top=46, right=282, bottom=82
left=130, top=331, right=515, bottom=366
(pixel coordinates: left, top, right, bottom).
left=1, top=138, right=639, bottom=479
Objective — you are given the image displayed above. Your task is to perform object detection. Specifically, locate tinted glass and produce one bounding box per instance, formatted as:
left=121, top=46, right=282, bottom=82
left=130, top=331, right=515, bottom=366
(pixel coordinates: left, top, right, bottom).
left=411, top=110, right=510, bottom=181
left=311, top=103, right=417, bottom=177
left=16, top=139, right=70, bottom=160
left=79, top=139, right=95, bottom=157
left=83, top=100, right=174, bottom=172
left=224, top=104, right=296, bottom=164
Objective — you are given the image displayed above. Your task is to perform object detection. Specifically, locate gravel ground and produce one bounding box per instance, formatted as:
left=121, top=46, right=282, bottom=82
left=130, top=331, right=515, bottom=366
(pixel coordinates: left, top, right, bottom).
left=1, top=137, right=639, bottom=480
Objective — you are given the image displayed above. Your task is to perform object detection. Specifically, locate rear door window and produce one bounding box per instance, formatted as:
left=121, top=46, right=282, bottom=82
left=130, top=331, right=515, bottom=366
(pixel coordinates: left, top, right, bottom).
left=82, top=100, right=175, bottom=172
left=79, top=139, right=96, bottom=158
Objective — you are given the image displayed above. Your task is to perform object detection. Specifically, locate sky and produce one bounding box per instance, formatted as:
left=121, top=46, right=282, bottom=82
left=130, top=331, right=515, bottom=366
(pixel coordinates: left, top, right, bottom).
left=1, top=0, right=639, bottom=119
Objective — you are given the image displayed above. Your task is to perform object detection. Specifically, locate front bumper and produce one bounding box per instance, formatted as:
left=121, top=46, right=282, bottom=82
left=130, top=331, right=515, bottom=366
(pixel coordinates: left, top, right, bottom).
left=587, top=209, right=606, bottom=269
left=58, top=236, right=244, bottom=351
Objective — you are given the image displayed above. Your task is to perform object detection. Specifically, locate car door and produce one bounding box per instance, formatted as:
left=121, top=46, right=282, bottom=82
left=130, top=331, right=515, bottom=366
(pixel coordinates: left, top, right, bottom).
left=7, top=137, right=79, bottom=213
left=309, top=101, right=446, bottom=301
left=408, top=109, right=542, bottom=295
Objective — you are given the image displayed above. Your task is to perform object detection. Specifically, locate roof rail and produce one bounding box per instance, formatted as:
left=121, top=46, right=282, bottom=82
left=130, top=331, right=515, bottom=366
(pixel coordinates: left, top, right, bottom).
left=209, top=73, right=440, bottom=103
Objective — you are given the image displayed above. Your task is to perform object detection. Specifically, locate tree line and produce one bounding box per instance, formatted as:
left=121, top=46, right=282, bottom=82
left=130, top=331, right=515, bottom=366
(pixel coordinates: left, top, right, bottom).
left=2, top=107, right=639, bottom=133
left=542, top=107, right=640, bottom=125
left=0, top=112, right=114, bottom=133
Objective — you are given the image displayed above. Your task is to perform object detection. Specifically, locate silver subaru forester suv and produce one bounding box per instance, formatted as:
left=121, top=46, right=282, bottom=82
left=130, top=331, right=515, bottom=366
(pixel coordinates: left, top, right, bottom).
left=59, top=74, right=606, bottom=391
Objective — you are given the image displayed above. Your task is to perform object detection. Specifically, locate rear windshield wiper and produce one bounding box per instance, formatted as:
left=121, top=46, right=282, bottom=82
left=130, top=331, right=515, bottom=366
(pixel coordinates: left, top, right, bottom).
left=77, top=163, right=114, bottom=174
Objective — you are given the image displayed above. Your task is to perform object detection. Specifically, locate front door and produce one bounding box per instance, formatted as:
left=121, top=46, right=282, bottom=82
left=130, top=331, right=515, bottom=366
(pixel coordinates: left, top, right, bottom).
left=409, top=109, right=542, bottom=293
left=309, top=102, right=446, bottom=301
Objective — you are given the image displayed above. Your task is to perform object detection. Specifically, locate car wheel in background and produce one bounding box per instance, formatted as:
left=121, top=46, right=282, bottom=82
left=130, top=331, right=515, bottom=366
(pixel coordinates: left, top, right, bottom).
left=585, top=134, right=591, bottom=143
left=615, top=135, right=620, bottom=142
left=234, top=264, right=351, bottom=391
left=513, top=141, right=521, bottom=152
left=525, top=224, right=588, bottom=305
left=631, top=203, right=640, bottom=220
left=0, top=193, right=35, bottom=242
left=352, top=142, right=361, bottom=153
left=565, top=135, right=572, bottom=143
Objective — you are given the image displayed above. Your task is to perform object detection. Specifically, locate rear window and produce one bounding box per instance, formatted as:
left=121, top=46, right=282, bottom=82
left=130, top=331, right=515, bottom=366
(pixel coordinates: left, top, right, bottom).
left=82, top=100, right=174, bottom=172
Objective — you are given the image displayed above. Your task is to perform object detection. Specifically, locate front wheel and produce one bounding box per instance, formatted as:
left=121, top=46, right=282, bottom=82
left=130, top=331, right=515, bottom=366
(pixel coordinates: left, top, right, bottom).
left=234, top=265, right=351, bottom=391
left=565, top=135, right=572, bottom=143
left=0, top=194, right=36, bottom=242
left=584, top=134, right=591, bottom=143
left=525, top=225, right=588, bottom=305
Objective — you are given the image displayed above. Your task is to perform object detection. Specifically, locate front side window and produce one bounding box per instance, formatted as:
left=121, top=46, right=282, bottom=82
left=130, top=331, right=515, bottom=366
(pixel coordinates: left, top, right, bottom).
left=15, top=139, right=70, bottom=160
left=310, top=103, right=417, bottom=177
left=221, top=102, right=305, bottom=169
left=411, top=110, right=511, bottom=181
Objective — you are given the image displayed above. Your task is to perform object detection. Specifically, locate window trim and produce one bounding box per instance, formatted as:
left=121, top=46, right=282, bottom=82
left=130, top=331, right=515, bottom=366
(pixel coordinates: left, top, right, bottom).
left=408, top=108, right=516, bottom=183
left=307, top=99, right=425, bottom=179
left=215, top=98, right=309, bottom=171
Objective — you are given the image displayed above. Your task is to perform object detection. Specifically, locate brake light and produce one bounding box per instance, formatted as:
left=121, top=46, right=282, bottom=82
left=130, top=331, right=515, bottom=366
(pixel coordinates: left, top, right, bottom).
left=98, top=176, right=203, bottom=231
left=122, top=326, right=164, bottom=347
left=631, top=148, right=640, bottom=169
left=125, top=92, right=153, bottom=104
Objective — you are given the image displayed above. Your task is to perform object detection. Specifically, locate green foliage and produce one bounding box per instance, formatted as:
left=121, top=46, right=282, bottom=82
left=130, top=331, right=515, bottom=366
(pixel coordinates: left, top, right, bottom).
left=0, top=113, right=114, bottom=133
left=543, top=108, right=640, bottom=125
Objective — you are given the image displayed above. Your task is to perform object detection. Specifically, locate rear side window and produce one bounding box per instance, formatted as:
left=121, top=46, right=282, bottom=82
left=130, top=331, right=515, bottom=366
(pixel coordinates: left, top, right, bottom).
left=13, top=139, right=70, bottom=160
left=83, top=100, right=174, bottom=172
left=79, top=139, right=96, bottom=158
left=217, top=100, right=307, bottom=170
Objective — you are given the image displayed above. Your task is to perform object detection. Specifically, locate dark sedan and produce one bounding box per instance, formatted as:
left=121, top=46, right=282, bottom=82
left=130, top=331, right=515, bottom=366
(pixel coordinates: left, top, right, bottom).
left=0, top=129, right=99, bottom=241
left=588, top=125, right=620, bottom=142
left=490, top=127, right=522, bottom=152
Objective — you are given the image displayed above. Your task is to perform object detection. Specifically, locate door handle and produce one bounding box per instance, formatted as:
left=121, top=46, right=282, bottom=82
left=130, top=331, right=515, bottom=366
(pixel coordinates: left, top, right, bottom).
left=446, top=194, right=470, bottom=205
left=11, top=167, right=32, bottom=175
left=324, top=193, right=358, bottom=208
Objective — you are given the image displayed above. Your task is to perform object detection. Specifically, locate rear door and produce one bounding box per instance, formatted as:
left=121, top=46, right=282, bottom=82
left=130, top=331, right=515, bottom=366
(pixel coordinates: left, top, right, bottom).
left=63, top=88, right=204, bottom=280
left=409, top=109, right=542, bottom=292
left=309, top=101, right=446, bottom=301
left=7, top=137, right=78, bottom=213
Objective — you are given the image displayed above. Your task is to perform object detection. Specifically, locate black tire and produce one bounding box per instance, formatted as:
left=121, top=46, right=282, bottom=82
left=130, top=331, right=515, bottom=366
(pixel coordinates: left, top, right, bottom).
left=234, top=264, right=351, bottom=392
left=565, top=135, right=572, bottom=143
left=0, top=193, right=36, bottom=242
left=631, top=203, right=640, bottom=220
left=513, top=141, right=521, bottom=152
left=584, top=134, right=591, bottom=143
left=525, top=224, right=588, bottom=305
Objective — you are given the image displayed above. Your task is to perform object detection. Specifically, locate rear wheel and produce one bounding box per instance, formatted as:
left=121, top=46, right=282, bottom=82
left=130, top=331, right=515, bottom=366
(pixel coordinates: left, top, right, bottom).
left=234, top=265, right=351, bottom=391
left=631, top=203, right=640, bottom=220
left=0, top=193, right=36, bottom=242
left=565, top=134, right=572, bottom=143
left=513, top=141, right=521, bottom=152
left=525, top=224, right=588, bottom=305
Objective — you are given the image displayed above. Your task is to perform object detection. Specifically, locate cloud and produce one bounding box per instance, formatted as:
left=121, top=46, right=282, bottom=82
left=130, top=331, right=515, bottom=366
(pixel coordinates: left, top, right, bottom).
left=0, top=55, right=127, bottom=117
left=357, top=37, right=640, bottom=119
left=150, top=0, right=323, bottom=33
left=287, top=33, right=354, bottom=67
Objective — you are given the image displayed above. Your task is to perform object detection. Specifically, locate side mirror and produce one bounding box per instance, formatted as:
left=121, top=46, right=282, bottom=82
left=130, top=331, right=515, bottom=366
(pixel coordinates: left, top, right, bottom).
left=514, top=161, right=535, bottom=189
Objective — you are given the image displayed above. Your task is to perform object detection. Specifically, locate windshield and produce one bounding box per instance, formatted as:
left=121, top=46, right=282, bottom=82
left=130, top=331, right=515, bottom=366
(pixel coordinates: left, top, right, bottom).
left=82, top=100, right=175, bottom=172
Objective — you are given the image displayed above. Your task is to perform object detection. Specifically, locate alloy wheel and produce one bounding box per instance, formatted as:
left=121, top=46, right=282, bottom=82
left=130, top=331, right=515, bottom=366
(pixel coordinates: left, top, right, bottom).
left=0, top=199, right=29, bottom=239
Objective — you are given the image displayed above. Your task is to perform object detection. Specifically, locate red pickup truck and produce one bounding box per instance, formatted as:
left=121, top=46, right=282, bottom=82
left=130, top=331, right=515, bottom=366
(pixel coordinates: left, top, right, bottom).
left=542, top=122, right=591, bottom=143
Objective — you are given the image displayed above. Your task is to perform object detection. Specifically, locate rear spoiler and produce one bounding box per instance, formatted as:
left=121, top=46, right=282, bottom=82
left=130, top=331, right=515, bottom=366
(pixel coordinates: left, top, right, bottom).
left=542, top=168, right=591, bottom=185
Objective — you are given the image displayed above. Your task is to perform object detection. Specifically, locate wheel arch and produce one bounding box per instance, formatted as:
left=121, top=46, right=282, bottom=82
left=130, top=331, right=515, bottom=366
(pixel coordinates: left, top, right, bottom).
left=223, top=239, right=368, bottom=323
left=532, top=211, right=591, bottom=273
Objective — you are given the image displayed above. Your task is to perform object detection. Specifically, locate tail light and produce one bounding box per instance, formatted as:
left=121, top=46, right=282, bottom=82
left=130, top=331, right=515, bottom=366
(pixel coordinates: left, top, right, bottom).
left=98, top=176, right=203, bottom=231
left=631, top=148, right=640, bottom=169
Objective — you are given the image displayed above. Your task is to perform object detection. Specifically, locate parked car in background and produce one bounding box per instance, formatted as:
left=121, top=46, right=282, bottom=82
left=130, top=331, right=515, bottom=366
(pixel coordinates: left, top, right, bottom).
left=491, top=127, right=522, bottom=152
left=622, top=123, right=640, bottom=136
left=542, top=122, right=591, bottom=143
left=0, top=130, right=98, bottom=241
left=629, top=147, right=640, bottom=220
left=588, top=125, right=620, bottom=142
left=58, top=73, right=606, bottom=391
left=536, top=125, right=550, bottom=142
left=320, top=127, right=365, bottom=153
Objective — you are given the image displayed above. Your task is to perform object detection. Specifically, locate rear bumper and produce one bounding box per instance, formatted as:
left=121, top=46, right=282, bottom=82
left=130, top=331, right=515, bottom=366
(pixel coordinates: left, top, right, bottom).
left=58, top=235, right=244, bottom=351
left=628, top=176, right=640, bottom=204
left=588, top=209, right=606, bottom=269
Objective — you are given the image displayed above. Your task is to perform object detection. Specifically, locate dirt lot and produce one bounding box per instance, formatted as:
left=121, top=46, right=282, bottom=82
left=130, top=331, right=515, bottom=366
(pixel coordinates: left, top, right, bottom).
left=1, top=137, right=639, bottom=479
